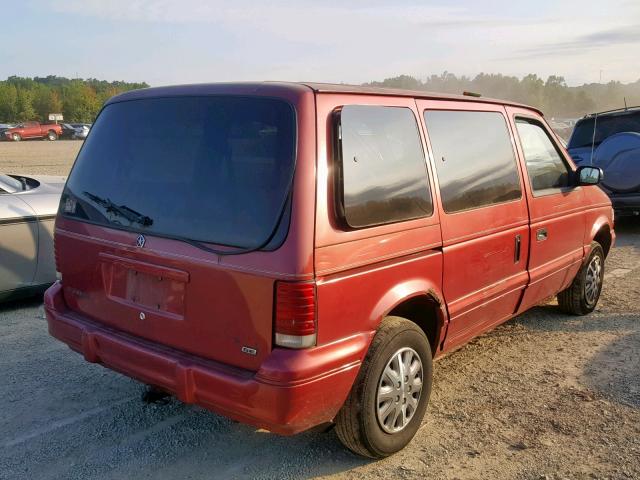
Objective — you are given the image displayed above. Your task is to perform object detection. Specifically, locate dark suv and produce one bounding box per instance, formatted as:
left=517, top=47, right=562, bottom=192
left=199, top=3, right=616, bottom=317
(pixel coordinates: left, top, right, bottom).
left=568, top=107, right=640, bottom=216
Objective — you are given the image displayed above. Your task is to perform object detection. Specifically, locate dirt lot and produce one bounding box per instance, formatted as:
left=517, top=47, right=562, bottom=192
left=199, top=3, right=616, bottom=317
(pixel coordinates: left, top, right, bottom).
left=0, top=140, right=81, bottom=176
left=1, top=142, right=639, bottom=480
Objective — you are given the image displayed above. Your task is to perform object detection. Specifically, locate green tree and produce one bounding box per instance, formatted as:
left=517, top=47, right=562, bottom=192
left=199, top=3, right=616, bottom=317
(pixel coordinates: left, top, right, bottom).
left=364, top=71, right=640, bottom=117
left=0, top=83, right=18, bottom=122
left=15, top=88, right=36, bottom=121
left=519, top=74, right=545, bottom=109
left=571, top=90, right=596, bottom=117
left=62, top=81, right=101, bottom=123
left=33, top=86, right=63, bottom=121
left=0, top=75, right=148, bottom=123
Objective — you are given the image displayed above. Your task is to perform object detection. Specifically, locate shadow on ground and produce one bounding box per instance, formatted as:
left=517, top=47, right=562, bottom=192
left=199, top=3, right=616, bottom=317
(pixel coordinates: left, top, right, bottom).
left=613, top=216, right=640, bottom=247
left=508, top=304, right=639, bottom=411
left=584, top=328, right=640, bottom=408
left=0, top=294, right=43, bottom=314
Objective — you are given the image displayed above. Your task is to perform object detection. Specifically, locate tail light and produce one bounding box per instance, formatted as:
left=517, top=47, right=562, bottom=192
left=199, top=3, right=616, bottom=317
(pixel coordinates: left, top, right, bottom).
left=274, top=281, right=316, bottom=348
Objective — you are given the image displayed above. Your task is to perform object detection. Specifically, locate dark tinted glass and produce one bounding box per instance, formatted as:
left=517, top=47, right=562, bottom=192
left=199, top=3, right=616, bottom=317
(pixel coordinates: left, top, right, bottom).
left=338, top=105, right=432, bottom=228
left=568, top=112, right=640, bottom=149
left=516, top=119, right=570, bottom=192
left=424, top=110, right=521, bottom=213
left=62, top=96, right=295, bottom=249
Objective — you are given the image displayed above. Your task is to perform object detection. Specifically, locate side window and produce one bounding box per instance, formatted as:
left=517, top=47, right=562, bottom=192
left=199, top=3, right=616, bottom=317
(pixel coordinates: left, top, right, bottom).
left=337, top=105, right=432, bottom=228
left=424, top=110, right=521, bottom=213
left=515, top=118, right=570, bottom=193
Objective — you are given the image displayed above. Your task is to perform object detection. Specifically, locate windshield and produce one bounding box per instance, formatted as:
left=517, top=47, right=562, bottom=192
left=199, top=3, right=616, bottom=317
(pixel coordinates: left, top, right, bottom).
left=568, top=112, right=640, bottom=149
left=61, top=95, right=296, bottom=249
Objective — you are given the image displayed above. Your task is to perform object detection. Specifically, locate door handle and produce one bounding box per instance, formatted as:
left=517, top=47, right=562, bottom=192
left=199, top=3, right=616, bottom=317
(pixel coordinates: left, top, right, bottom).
left=514, top=234, right=521, bottom=263
left=536, top=228, right=548, bottom=241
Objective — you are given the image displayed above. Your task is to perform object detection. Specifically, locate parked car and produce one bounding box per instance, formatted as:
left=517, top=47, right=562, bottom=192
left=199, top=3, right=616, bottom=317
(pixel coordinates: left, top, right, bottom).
left=45, top=83, right=614, bottom=458
left=0, top=124, right=15, bottom=137
left=0, top=173, right=66, bottom=301
left=567, top=106, right=640, bottom=216
left=60, top=123, right=78, bottom=140
left=60, top=123, right=91, bottom=140
left=72, top=123, right=91, bottom=140
left=3, top=121, right=63, bottom=141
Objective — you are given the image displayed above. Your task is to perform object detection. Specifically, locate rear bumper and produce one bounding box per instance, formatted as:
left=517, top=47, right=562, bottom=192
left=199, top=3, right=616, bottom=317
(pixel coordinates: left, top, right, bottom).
left=44, top=282, right=370, bottom=435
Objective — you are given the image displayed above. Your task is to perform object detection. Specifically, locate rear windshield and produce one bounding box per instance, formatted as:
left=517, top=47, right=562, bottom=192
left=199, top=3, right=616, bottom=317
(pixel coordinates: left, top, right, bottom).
left=61, top=96, right=296, bottom=249
left=568, top=112, right=640, bottom=149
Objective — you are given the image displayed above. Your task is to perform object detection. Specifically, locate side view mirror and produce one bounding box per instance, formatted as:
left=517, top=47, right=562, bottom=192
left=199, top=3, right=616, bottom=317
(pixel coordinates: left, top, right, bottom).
left=577, top=165, right=603, bottom=186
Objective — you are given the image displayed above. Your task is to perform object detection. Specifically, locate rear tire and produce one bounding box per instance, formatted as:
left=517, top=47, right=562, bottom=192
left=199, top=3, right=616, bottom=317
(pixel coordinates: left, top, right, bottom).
left=47, top=130, right=58, bottom=141
left=335, top=316, right=433, bottom=458
left=557, top=242, right=604, bottom=315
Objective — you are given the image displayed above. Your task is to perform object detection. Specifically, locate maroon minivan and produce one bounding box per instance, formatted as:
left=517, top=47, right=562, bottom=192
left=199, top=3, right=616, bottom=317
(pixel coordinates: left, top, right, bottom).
left=46, top=82, right=614, bottom=457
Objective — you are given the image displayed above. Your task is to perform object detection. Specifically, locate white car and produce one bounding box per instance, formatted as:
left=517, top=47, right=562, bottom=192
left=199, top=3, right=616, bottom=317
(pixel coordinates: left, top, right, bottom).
left=72, top=124, right=91, bottom=140
left=0, top=173, right=66, bottom=301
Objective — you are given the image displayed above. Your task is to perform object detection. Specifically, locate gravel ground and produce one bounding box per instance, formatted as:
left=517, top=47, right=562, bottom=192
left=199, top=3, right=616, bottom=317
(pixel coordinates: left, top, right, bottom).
left=0, top=140, right=81, bottom=176
left=1, top=143, right=639, bottom=480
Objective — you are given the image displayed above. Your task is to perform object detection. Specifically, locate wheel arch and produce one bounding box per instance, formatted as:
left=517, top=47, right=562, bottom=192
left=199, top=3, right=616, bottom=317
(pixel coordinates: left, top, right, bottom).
left=370, top=280, right=448, bottom=358
left=588, top=217, right=613, bottom=258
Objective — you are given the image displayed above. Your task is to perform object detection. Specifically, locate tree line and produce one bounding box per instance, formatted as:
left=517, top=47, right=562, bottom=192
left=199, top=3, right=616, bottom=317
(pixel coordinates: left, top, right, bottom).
left=365, top=73, right=640, bottom=118
left=2, top=73, right=638, bottom=124
left=0, top=76, right=148, bottom=124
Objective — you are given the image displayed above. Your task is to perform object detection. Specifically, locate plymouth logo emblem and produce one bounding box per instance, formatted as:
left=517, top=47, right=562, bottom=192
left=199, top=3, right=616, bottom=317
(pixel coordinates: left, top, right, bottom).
left=136, top=234, right=146, bottom=248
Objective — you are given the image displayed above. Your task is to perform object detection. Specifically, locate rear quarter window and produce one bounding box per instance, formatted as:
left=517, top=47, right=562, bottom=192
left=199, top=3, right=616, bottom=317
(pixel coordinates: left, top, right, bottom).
left=336, top=105, right=433, bottom=228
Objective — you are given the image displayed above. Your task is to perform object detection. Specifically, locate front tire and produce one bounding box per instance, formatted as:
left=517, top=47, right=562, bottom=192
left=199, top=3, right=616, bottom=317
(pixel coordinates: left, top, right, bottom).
left=12, top=133, right=21, bottom=141
left=47, top=130, right=58, bottom=141
left=335, top=316, right=433, bottom=458
left=558, top=241, right=605, bottom=315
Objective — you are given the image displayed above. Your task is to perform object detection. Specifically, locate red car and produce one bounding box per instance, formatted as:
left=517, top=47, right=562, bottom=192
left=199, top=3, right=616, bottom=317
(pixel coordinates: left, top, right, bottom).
left=3, top=121, right=63, bottom=141
left=45, top=83, right=614, bottom=458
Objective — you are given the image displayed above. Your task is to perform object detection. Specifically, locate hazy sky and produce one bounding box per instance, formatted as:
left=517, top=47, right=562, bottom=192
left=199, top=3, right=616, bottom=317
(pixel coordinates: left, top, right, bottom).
left=3, top=0, right=639, bottom=86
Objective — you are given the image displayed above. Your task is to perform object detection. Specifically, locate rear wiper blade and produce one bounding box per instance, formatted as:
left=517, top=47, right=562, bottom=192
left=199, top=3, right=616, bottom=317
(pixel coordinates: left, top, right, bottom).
left=83, top=191, right=153, bottom=226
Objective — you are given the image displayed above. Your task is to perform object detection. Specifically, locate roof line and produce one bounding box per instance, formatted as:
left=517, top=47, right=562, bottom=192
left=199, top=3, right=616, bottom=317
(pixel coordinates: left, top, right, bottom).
left=583, top=105, right=640, bottom=118
left=298, top=82, right=542, bottom=115
left=104, top=81, right=542, bottom=115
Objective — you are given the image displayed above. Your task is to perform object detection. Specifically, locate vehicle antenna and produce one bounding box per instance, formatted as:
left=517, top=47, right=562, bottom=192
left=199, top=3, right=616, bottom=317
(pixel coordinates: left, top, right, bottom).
left=589, top=112, right=598, bottom=165
left=624, top=97, right=628, bottom=110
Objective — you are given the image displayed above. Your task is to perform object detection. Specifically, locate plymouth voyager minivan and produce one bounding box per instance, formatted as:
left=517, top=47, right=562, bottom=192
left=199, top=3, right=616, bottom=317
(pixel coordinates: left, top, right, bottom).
left=46, top=83, right=614, bottom=458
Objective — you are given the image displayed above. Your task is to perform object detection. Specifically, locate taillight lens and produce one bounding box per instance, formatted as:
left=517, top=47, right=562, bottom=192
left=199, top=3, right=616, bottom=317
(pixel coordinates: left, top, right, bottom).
left=274, top=281, right=316, bottom=349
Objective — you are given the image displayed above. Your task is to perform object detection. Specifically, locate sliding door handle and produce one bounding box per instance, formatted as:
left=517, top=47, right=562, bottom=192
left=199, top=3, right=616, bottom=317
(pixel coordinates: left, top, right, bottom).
left=536, top=228, right=548, bottom=241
